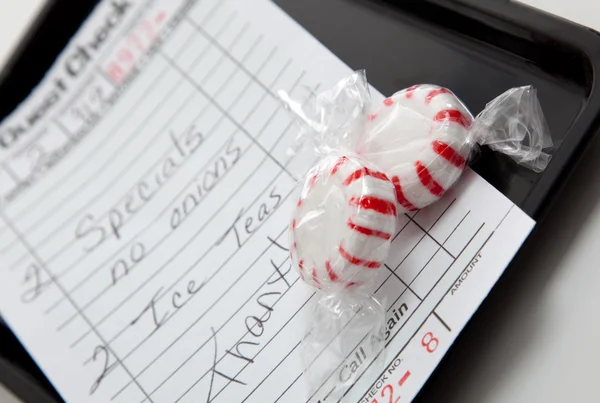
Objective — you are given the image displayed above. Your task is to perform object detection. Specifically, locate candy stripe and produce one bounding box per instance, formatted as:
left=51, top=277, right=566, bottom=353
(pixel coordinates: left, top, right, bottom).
left=349, top=196, right=397, bottom=216
left=326, top=260, right=359, bottom=287
left=298, top=259, right=305, bottom=280
left=325, top=260, right=339, bottom=282
left=432, top=140, right=466, bottom=168
left=312, top=268, right=320, bottom=287
left=307, top=173, right=318, bottom=190
left=415, top=161, right=445, bottom=197
left=343, top=167, right=390, bottom=186
left=425, top=88, right=451, bottom=104
left=330, top=156, right=348, bottom=175
left=348, top=219, right=392, bottom=240
left=339, top=244, right=381, bottom=268
left=405, top=85, right=420, bottom=99
left=433, top=109, right=472, bottom=129
left=391, top=176, right=418, bottom=212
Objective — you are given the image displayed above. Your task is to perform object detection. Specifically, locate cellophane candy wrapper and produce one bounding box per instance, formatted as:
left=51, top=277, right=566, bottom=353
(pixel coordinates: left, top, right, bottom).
left=281, top=71, right=552, bottom=397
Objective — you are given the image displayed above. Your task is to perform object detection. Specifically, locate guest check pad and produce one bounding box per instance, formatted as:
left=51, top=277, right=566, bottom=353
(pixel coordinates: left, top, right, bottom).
left=0, top=0, right=534, bottom=401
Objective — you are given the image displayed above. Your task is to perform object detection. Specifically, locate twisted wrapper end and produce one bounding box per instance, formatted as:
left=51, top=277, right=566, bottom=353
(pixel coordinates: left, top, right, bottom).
left=472, top=86, right=553, bottom=173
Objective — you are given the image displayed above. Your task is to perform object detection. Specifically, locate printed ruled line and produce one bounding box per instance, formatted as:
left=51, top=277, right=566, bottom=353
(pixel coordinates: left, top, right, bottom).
left=46, top=103, right=227, bottom=289
left=407, top=248, right=443, bottom=300
left=19, top=19, right=257, bottom=275
left=72, top=124, right=308, bottom=376
left=433, top=311, right=451, bottom=332
left=241, top=340, right=302, bottom=403
left=230, top=240, right=397, bottom=403
left=215, top=296, right=359, bottom=402
left=194, top=288, right=316, bottom=403
left=1, top=63, right=176, bottom=254
left=388, top=222, right=481, bottom=355
left=52, top=37, right=298, bottom=326
left=351, top=222, right=487, bottom=403
left=136, top=113, right=319, bottom=401
left=427, top=198, right=456, bottom=231
left=112, top=232, right=295, bottom=400
left=406, top=214, right=456, bottom=259
left=199, top=15, right=244, bottom=86
left=61, top=67, right=308, bottom=347
left=159, top=51, right=297, bottom=181
left=394, top=224, right=486, bottom=351
left=88, top=155, right=302, bottom=391
left=185, top=15, right=279, bottom=100
left=44, top=29, right=288, bottom=315
left=497, top=205, right=515, bottom=228
left=145, top=115, right=314, bottom=401
left=193, top=0, right=224, bottom=33
left=393, top=232, right=428, bottom=273
left=155, top=261, right=302, bottom=402
left=167, top=13, right=303, bottom=174
left=67, top=155, right=282, bottom=343
left=301, top=266, right=419, bottom=402
left=422, top=225, right=487, bottom=304
left=272, top=285, right=391, bottom=403
left=65, top=24, right=318, bottom=358
left=443, top=211, right=470, bottom=244
left=392, top=214, right=416, bottom=243
left=394, top=222, right=483, bottom=349
left=372, top=220, right=421, bottom=298
left=3, top=8, right=240, bottom=267
left=73, top=109, right=313, bottom=355
left=0, top=211, right=155, bottom=402
left=56, top=134, right=254, bottom=333
left=1, top=65, right=186, bottom=259
left=0, top=0, right=170, bottom=215
left=384, top=264, right=422, bottom=305
left=53, top=117, right=77, bottom=140
left=1, top=162, right=20, bottom=185
left=302, top=332, right=372, bottom=403
left=275, top=373, right=302, bottom=403
left=301, top=208, right=483, bottom=402
left=0, top=0, right=224, bottom=250
left=283, top=212, right=445, bottom=401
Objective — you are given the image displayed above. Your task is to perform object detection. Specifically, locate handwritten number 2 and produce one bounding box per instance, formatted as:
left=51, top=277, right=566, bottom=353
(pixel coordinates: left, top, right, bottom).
left=21, top=264, right=51, bottom=303
left=90, top=346, right=116, bottom=394
left=381, top=384, right=400, bottom=403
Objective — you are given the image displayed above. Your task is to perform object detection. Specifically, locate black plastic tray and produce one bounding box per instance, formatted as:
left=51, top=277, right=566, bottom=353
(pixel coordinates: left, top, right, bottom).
left=276, top=0, right=600, bottom=221
left=2, top=0, right=600, bottom=401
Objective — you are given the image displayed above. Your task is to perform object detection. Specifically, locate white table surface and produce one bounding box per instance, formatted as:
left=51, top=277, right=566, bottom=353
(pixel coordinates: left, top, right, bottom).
left=0, top=0, right=46, bottom=73
left=0, top=1, right=599, bottom=402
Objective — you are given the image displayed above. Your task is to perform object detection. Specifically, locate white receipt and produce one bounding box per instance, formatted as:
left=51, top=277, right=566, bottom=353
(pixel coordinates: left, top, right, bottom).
left=0, top=0, right=534, bottom=402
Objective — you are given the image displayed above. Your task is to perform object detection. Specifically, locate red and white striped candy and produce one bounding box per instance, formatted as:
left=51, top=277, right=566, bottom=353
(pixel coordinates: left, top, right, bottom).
left=290, top=156, right=397, bottom=291
left=361, top=84, right=474, bottom=213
